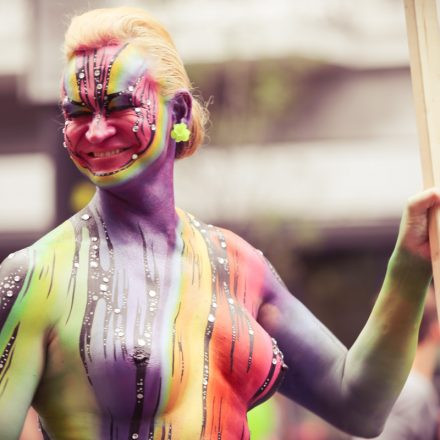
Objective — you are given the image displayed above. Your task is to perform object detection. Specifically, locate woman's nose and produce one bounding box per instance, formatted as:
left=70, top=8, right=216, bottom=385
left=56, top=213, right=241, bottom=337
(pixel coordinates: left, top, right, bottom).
left=85, top=113, right=116, bottom=143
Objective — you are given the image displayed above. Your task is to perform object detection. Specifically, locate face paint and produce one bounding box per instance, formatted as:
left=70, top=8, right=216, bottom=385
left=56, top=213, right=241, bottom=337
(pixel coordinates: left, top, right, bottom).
left=61, top=44, right=170, bottom=187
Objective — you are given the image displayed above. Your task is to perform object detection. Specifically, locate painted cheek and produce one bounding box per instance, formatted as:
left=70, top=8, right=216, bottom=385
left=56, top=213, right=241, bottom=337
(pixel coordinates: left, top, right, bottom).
left=64, top=121, right=81, bottom=150
left=64, top=120, right=89, bottom=167
left=107, top=110, right=153, bottom=155
left=136, top=110, right=154, bottom=149
left=63, top=121, right=76, bottom=152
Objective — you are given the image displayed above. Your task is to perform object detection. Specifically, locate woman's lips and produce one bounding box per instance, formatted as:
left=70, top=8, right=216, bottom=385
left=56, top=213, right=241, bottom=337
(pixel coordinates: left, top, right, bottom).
left=77, top=146, right=138, bottom=175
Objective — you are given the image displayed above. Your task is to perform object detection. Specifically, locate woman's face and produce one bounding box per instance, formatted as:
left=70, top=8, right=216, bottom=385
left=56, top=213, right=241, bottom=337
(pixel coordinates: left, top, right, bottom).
left=61, top=43, right=171, bottom=187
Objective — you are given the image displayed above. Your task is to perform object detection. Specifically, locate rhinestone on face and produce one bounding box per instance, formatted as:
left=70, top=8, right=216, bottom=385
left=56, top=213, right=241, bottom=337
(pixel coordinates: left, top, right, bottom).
left=135, top=107, right=141, bottom=113
left=103, top=277, right=109, bottom=283
left=132, top=153, right=138, bottom=160
left=217, top=257, right=224, bottom=264
left=249, top=329, right=254, bottom=335
left=132, top=126, right=139, bottom=132
left=94, top=69, right=100, bottom=77
left=81, top=214, right=90, bottom=221
left=137, top=339, right=146, bottom=346
left=79, top=72, right=85, bottom=79
left=228, top=298, right=234, bottom=305
left=208, top=314, right=215, bottom=323
left=151, top=124, right=156, bottom=131
left=128, top=86, right=134, bottom=92
left=136, top=393, right=144, bottom=399
left=148, top=290, right=156, bottom=298
left=146, top=99, right=151, bottom=106
left=212, top=302, right=217, bottom=308
left=132, top=434, right=139, bottom=439
left=221, top=242, right=227, bottom=248
left=90, top=261, right=98, bottom=268
left=114, top=308, right=121, bottom=314
left=91, top=237, right=98, bottom=242
left=99, top=284, right=108, bottom=292
left=97, top=83, right=103, bottom=90
left=74, top=262, right=79, bottom=268
left=13, top=276, right=20, bottom=282
left=92, top=295, right=99, bottom=301
left=63, top=142, right=67, bottom=149
left=6, top=291, right=13, bottom=297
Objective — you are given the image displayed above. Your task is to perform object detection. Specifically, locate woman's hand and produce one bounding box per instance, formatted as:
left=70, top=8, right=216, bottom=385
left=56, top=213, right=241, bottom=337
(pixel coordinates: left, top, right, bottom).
left=395, top=187, right=440, bottom=261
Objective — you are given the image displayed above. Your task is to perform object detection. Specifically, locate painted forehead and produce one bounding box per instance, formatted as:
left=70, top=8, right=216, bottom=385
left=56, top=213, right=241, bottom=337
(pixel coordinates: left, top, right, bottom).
left=63, top=43, right=152, bottom=102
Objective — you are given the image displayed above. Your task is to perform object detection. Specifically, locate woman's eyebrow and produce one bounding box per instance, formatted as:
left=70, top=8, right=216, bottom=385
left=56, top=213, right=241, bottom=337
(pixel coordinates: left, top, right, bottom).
left=62, top=99, right=82, bottom=108
left=61, top=99, right=94, bottom=113
left=106, top=91, right=133, bottom=101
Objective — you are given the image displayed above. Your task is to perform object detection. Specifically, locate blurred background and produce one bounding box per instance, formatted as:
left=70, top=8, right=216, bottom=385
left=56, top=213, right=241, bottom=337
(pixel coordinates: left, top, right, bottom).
left=0, top=0, right=433, bottom=439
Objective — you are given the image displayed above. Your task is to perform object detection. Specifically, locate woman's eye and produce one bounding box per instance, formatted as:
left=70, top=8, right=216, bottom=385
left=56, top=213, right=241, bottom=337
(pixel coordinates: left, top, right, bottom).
left=107, top=93, right=134, bottom=113
left=63, top=101, right=93, bottom=118
left=69, top=110, right=93, bottom=118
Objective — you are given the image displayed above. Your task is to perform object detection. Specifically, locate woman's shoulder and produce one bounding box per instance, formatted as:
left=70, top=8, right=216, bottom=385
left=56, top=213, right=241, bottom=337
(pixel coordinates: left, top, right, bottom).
left=178, top=208, right=264, bottom=261
left=32, top=215, right=78, bottom=250
left=0, top=217, right=79, bottom=327
left=1, top=216, right=78, bottom=276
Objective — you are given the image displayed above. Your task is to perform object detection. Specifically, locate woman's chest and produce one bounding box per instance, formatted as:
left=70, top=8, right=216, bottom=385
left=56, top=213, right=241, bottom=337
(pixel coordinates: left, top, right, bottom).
left=41, top=216, right=286, bottom=437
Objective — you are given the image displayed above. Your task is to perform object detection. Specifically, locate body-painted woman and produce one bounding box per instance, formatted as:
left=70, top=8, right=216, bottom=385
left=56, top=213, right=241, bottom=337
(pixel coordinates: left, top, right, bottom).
left=0, top=7, right=437, bottom=440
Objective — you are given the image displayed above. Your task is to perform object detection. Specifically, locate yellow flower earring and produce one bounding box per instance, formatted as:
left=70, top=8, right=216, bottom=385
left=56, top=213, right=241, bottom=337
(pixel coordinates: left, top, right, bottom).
left=170, top=121, right=191, bottom=142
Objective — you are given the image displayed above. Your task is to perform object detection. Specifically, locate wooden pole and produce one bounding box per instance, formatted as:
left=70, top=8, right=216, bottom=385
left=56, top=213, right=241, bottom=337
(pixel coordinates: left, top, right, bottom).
left=404, top=0, right=440, bottom=309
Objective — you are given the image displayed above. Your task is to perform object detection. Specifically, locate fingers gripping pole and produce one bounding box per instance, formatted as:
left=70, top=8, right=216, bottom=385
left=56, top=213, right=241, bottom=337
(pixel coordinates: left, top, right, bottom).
left=404, top=0, right=440, bottom=312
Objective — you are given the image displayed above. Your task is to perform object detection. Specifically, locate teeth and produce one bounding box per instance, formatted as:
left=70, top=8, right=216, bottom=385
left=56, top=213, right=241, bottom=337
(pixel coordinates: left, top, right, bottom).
left=92, top=149, right=125, bottom=158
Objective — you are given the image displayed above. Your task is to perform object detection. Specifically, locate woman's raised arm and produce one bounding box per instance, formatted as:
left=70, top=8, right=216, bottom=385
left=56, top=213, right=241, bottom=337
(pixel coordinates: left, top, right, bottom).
left=258, top=187, right=440, bottom=437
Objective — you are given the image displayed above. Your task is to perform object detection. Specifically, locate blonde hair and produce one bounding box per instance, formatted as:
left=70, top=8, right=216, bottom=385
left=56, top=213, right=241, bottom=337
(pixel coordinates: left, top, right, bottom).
left=64, top=6, right=208, bottom=158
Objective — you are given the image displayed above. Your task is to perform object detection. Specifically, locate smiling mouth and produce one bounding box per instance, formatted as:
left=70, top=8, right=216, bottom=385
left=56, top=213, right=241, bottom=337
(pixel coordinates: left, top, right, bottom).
left=87, top=148, right=130, bottom=158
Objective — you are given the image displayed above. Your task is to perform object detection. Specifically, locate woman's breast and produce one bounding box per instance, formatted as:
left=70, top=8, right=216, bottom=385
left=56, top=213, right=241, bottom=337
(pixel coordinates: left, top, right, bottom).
left=39, top=281, right=286, bottom=440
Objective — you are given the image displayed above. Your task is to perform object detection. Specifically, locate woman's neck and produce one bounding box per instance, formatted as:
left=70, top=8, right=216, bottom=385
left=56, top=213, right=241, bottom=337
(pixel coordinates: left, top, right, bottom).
left=89, top=155, right=179, bottom=243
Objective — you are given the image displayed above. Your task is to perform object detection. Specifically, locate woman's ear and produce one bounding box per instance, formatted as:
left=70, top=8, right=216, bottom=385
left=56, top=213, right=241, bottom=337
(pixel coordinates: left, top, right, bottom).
left=171, top=90, right=192, bottom=123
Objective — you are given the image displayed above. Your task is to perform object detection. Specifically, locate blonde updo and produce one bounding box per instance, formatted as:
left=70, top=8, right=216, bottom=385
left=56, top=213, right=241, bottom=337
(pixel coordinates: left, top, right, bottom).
left=64, top=6, right=208, bottom=158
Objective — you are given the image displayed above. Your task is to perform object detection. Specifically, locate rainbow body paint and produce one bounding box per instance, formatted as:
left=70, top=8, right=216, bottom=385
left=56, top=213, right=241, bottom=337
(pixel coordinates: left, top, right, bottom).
left=0, top=208, right=286, bottom=439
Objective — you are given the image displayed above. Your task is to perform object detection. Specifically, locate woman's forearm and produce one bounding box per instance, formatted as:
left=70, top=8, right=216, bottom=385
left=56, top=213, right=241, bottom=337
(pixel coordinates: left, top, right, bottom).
left=343, top=248, right=432, bottom=435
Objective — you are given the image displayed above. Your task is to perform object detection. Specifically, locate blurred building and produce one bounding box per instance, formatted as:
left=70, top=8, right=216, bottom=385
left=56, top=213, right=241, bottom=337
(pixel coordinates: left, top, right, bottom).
left=0, top=0, right=422, bottom=238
